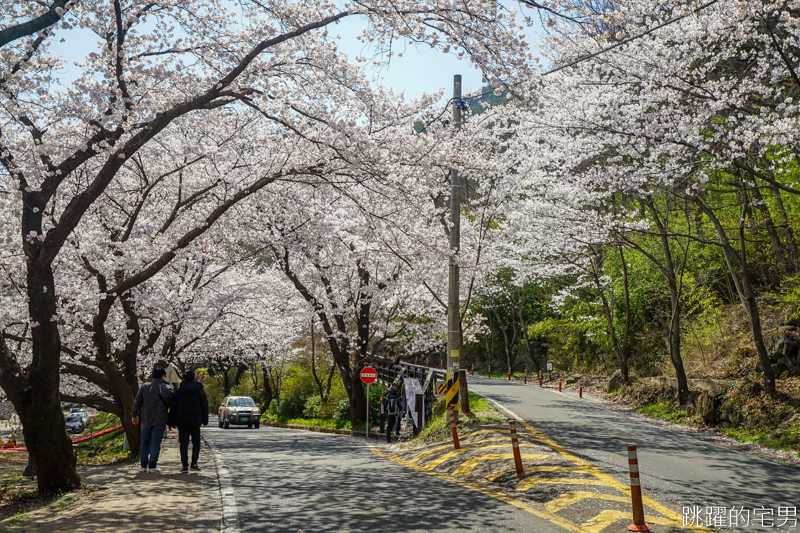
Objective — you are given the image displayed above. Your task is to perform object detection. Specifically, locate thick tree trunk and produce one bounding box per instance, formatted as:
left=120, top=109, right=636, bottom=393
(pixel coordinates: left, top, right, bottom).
left=0, top=268, right=81, bottom=493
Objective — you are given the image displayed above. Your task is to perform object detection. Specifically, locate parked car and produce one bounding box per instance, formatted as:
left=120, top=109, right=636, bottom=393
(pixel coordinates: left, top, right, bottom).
left=218, top=396, right=260, bottom=429
left=67, top=408, right=90, bottom=424
left=65, top=415, right=85, bottom=434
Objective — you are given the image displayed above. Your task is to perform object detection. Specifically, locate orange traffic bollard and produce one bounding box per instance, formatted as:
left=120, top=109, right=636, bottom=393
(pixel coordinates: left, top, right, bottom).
left=471, top=363, right=474, bottom=376
left=627, top=445, right=651, bottom=531
left=558, top=372, right=562, bottom=392
left=447, top=407, right=460, bottom=450
left=488, top=364, right=491, bottom=378
left=508, top=366, right=511, bottom=381
left=523, top=369, right=527, bottom=384
left=426, top=357, right=429, bottom=367
left=509, top=420, right=525, bottom=478
left=415, top=357, right=418, bottom=366
left=539, top=369, right=543, bottom=387
left=579, top=377, right=584, bottom=398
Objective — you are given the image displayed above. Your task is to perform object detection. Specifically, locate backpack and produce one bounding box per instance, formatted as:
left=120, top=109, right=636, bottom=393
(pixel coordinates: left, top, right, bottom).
left=386, top=396, right=399, bottom=416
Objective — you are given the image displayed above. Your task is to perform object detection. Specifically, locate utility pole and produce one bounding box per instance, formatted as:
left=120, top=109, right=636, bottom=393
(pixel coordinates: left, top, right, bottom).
left=445, top=75, right=462, bottom=416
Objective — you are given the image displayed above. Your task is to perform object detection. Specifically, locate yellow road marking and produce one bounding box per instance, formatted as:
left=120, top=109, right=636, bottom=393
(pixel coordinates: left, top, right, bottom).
left=451, top=453, right=548, bottom=476
left=514, top=419, right=711, bottom=532
left=373, top=449, right=581, bottom=532
left=486, top=465, right=578, bottom=482
left=393, top=438, right=510, bottom=463
left=419, top=443, right=543, bottom=471
left=580, top=509, right=687, bottom=533
left=545, top=491, right=630, bottom=514
left=516, top=477, right=608, bottom=491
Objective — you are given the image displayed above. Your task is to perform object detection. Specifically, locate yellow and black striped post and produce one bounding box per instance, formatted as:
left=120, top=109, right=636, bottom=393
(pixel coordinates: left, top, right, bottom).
left=627, top=445, right=651, bottom=531
left=508, top=420, right=524, bottom=478
left=447, top=407, right=460, bottom=449
left=445, top=371, right=460, bottom=413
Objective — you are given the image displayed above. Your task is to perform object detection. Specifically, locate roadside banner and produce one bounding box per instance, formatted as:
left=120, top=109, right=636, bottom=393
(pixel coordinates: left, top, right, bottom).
left=403, top=378, right=423, bottom=427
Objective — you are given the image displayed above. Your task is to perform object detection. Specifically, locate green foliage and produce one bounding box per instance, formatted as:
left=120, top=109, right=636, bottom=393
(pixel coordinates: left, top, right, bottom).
left=303, top=396, right=322, bottom=418
left=332, top=398, right=350, bottom=428
left=637, top=401, right=688, bottom=422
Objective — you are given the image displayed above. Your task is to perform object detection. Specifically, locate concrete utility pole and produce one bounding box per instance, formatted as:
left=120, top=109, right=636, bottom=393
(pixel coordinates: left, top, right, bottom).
left=446, top=75, right=462, bottom=414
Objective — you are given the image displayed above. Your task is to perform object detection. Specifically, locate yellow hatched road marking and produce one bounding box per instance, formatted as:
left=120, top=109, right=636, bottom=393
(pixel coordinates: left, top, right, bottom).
left=513, top=418, right=711, bottom=532
left=545, top=491, right=630, bottom=514
left=390, top=429, right=514, bottom=458
left=393, top=438, right=509, bottom=463
left=451, top=453, right=548, bottom=476
left=421, top=443, right=540, bottom=471
left=580, top=510, right=687, bottom=533
left=486, top=465, right=579, bottom=482
left=515, top=477, right=609, bottom=491
left=373, top=449, right=582, bottom=532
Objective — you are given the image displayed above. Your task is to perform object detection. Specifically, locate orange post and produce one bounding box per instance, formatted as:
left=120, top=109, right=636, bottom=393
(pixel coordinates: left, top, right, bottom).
left=447, top=408, right=460, bottom=450
left=539, top=369, right=543, bottom=387
left=508, top=366, right=511, bottom=381
left=509, top=420, right=525, bottom=478
left=440, top=360, right=443, bottom=370
left=523, top=369, right=527, bottom=384
left=471, top=363, right=474, bottom=376
left=627, top=445, right=651, bottom=531
left=415, top=357, right=418, bottom=366
left=488, top=364, right=491, bottom=378
left=426, top=357, right=429, bottom=367
left=558, top=372, right=562, bottom=392
left=579, top=377, right=584, bottom=398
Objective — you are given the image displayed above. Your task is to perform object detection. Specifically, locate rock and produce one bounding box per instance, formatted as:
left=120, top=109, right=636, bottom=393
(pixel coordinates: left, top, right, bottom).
left=694, top=391, right=720, bottom=425
left=565, top=374, right=580, bottom=385
left=767, top=332, right=800, bottom=376
left=607, top=370, right=623, bottom=393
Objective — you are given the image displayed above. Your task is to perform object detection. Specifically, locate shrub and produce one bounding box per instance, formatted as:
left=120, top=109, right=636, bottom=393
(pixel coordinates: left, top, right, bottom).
left=332, top=398, right=350, bottom=428
left=303, top=396, right=322, bottom=418
left=276, top=389, right=308, bottom=419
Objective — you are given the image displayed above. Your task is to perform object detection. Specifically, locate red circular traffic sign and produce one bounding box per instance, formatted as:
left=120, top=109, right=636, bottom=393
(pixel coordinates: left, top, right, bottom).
left=360, top=366, right=377, bottom=384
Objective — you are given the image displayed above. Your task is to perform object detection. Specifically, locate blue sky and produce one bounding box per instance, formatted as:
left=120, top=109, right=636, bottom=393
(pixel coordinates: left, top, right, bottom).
left=50, top=10, right=541, bottom=103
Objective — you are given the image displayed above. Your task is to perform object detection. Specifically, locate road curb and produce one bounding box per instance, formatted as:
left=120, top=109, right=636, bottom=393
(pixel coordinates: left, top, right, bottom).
left=202, top=434, right=240, bottom=533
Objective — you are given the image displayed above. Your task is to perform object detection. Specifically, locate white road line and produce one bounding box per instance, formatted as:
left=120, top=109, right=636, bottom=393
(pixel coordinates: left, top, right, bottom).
left=203, top=433, right=240, bottom=533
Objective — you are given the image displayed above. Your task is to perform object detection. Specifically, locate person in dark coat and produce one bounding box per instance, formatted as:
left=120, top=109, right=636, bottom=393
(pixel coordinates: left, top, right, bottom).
left=132, top=367, right=174, bottom=472
left=383, top=382, right=401, bottom=442
left=169, top=369, right=209, bottom=472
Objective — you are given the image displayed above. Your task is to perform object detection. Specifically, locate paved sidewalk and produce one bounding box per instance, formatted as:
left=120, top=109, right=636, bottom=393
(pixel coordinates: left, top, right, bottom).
left=0, top=430, right=221, bottom=532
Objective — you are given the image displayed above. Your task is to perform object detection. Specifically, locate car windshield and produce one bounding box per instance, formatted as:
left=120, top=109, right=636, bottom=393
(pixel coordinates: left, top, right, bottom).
left=228, top=398, right=255, bottom=407
left=66, top=417, right=80, bottom=423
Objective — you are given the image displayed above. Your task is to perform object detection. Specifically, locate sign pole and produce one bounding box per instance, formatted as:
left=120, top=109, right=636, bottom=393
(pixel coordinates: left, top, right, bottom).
left=366, top=383, right=370, bottom=440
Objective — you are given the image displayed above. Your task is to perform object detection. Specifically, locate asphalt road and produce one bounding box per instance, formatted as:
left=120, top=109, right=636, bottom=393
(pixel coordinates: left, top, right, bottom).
left=205, top=420, right=561, bottom=533
left=469, top=376, right=800, bottom=516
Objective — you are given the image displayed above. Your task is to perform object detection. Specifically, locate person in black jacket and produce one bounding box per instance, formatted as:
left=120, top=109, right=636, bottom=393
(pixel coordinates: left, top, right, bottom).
left=169, top=369, right=209, bottom=472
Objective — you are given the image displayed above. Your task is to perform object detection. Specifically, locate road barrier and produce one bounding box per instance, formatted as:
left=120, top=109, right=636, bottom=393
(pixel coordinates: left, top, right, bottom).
left=447, top=407, right=460, bottom=450
left=488, top=364, right=491, bottom=378
left=523, top=369, right=527, bottom=384
left=558, top=372, right=562, bottom=392
left=579, top=377, right=584, bottom=398
left=626, top=445, right=651, bottom=531
left=508, top=366, right=511, bottom=381
left=539, top=369, right=543, bottom=387
left=508, top=420, right=525, bottom=478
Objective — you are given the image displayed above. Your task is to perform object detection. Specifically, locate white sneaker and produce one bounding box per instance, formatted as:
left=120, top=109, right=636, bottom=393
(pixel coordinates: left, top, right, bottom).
left=148, top=467, right=162, bottom=474
left=139, top=467, right=148, bottom=473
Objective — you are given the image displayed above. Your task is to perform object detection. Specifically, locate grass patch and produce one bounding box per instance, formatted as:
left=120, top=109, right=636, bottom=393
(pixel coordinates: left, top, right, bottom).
left=261, top=414, right=353, bottom=431
left=409, top=392, right=505, bottom=446
left=637, top=401, right=689, bottom=422
left=74, top=413, right=133, bottom=465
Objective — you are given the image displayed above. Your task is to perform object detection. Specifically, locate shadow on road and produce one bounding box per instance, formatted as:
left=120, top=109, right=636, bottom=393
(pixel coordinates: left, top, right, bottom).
left=210, top=425, right=549, bottom=533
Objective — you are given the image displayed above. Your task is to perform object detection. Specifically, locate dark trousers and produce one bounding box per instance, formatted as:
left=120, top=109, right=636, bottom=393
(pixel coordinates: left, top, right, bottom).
left=385, top=415, right=398, bottom=441
left=178, top=425, right=202, bottom=467
left=379, top=411, right=387, bottom=433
